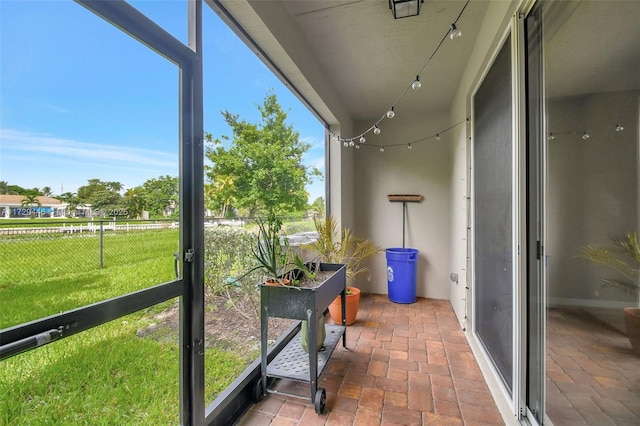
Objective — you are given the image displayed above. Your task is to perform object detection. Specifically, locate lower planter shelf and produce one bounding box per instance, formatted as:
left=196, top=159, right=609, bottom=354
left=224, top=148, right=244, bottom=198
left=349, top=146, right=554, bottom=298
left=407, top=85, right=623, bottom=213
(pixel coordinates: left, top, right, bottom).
left=257, top=263, right=347, bottom=414
left=266, top=324, right=345, bottom=381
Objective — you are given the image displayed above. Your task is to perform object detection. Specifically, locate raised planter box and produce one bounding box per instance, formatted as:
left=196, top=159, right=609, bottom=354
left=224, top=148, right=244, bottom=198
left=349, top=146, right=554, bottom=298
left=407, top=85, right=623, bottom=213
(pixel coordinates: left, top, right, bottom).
left=258, top=262, right=347, bottom=414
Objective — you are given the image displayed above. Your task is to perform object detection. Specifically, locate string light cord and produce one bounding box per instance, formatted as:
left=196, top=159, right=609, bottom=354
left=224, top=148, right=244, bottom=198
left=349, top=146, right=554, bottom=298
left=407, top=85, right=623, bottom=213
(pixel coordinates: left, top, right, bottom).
left=330, top=0, right=471, bottom=146
left=548, top=124, right=624, bottom=140
left=361, top=117, right=469, bottom=149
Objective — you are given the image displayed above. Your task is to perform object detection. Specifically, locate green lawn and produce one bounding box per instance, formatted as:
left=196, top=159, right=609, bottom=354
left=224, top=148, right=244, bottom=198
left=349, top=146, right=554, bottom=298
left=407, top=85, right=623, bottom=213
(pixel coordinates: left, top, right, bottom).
left=0, top=229, right=251, bottom=425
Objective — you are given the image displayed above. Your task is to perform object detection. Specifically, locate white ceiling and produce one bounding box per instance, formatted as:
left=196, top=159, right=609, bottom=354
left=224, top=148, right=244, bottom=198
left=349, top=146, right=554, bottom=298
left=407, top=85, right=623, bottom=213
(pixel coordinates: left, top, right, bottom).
left=214, top=0, right=489, bottom=125
left=211, top=0, right=640, bottom=126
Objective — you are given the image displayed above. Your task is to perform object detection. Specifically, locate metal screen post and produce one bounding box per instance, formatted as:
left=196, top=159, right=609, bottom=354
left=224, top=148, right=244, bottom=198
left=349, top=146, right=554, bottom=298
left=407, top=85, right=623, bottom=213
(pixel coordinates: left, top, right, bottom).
left=99, top=220, right=104, bottom=268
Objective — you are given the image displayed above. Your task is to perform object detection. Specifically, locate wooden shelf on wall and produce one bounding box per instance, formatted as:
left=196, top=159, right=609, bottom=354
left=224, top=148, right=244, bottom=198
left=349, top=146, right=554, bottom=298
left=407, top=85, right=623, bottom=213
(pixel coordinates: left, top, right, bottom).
left=387, top=194, right=423, bottom=203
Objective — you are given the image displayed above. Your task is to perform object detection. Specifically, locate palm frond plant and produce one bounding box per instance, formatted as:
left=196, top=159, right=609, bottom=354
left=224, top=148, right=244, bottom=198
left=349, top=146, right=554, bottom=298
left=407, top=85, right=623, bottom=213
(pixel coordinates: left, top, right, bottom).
left=576, top=231, right=640, bottom=353
left=307, top=216, right=382, bottom=286
left=305, top=216, right=382, bottom=325
left=576, top=231, right=640, bottom=295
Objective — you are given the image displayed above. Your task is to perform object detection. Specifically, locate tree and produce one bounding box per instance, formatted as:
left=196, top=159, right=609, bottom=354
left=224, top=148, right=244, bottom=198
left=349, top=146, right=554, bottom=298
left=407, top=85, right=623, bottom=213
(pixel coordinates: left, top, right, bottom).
left=142, top=175, right=178, bottom=216
left=3, top=184, right=37, bottom=196
left=77, top=179, right=119, bottom=202
left=124, top=187, right=147, bottom=219
left=205, top=92, right=320, bottom=216
left=76, top=179, right=125, bottom=215
left=205, top=176, right=235, bottom=218
left=21, top=194, right=41, bottom=219
left=57, top=192, right=79, bottom=216
left=41, top=186, right=53, bottom=197
left=310, top=196, right=325, bottom=217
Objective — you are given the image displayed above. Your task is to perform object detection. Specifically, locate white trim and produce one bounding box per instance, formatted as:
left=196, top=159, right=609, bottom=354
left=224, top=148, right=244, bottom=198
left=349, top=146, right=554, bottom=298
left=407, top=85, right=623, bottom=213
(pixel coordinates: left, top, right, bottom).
left=512, top=10, right=528, bottom=421
left=469, top=21, right=519, bottom=421
left=467, top=330, right=521, bottom=425
left=548, top=297, right=631, bottom=310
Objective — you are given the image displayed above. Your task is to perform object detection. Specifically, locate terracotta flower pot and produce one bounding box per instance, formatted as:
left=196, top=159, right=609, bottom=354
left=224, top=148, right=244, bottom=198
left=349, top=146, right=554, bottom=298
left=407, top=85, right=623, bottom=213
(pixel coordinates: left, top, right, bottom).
left=624, top=307, right=640, bottom=354
left=264, top=278, right=290, bottom=287
left=328, top=287, right=360, bottom=326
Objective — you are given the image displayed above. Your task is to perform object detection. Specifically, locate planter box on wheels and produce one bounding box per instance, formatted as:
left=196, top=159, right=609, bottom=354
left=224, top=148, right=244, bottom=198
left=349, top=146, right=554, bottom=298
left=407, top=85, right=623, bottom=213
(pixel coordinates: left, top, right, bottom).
left=257, top=263, right=346, bottom=414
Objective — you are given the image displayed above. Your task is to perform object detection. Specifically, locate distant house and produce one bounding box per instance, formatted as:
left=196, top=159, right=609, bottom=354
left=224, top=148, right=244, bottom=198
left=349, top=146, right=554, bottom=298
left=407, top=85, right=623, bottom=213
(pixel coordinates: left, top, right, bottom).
left=0, top=195, right=69, bottom=218
left=163, top=200, right=177, bottom=217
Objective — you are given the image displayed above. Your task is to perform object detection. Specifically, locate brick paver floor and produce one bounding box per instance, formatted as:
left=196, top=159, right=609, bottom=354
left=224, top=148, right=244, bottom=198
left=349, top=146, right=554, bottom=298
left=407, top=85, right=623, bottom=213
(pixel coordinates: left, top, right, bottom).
left=237, top=294, right=503, bottom=425
left=547, top=308, right=640, bottom=425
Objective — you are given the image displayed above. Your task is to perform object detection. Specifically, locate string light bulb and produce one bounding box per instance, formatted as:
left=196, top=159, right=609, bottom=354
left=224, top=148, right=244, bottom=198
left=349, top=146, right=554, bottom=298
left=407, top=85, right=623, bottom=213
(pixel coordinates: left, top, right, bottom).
left=380, top=147, right=385, bottom=152
left=436, top=133, right=441, bottom=141
left=616, top=124, right=624, bottom=132
left=411, top=76, right=421, bottom=90
left=386, top=107, right=395, bottom=119
left=581, top=132, right=590, bottom=140
left=407, top=144, right=413, bottom=150
left=343, top=141, right=348, bottom=147
left=355, top=144, right=360, bottom=149
left=360, top=136, right=366, bottom=144
left=335, top=1, right=472, bottom=151
left=449, top=23, right=462, bottom=40
left=548, top=133, right=555, bottom=140
left=349, top=140, right=355, bottom=147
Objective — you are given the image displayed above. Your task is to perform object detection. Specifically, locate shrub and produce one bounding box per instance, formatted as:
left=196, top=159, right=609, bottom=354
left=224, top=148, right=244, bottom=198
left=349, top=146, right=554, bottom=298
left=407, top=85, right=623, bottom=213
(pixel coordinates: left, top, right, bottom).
left=203, top=227, right=261, bottom=319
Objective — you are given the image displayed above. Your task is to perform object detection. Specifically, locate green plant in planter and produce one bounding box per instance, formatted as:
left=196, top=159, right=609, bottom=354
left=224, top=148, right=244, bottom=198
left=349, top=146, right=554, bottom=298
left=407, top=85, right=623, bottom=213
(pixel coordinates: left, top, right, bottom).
left=577, top=230, right=640, bottom=353
left=240, top=212, right=297, bottom=286
left=306, top=216, right=382, bottom=285
left=304, top=216, right=382, bottom=325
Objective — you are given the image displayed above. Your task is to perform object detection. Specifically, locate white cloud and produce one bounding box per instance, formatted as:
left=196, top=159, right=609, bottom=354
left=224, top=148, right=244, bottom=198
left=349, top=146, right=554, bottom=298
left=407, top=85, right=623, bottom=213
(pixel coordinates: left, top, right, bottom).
left=41, top=103, right=69, bottom=114
left=310, top=156, right=325, bottom=170
left=0, top=128, right=178, bottom=193
left=1, top=128, right=176, bottom=168
left=301, top=135, right=324, bottom=149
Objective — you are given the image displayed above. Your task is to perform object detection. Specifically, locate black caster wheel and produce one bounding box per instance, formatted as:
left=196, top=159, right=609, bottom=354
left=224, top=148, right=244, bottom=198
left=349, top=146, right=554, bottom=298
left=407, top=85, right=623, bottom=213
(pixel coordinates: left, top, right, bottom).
left=254, top=379, right=265, bottom=402
left=314, top=387, right=326, bottom=414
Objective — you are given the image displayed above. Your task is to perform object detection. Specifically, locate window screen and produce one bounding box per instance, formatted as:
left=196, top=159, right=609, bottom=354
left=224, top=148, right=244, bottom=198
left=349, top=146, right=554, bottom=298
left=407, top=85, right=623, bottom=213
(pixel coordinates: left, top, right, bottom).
left=473, top=36, right=513, bottom=392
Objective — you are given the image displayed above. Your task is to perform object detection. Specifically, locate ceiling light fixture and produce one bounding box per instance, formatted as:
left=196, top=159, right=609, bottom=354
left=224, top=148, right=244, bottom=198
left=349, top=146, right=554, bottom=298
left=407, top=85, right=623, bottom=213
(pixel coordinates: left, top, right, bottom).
left=389, top=0, right=424, bottom=19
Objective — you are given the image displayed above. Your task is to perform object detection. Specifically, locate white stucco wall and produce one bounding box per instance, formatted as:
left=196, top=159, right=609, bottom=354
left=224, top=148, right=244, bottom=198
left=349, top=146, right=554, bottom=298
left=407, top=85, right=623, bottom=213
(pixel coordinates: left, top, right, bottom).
left=329, top=122, right=356, bottom=231
left=448, top=1, right=518, bottom=326
left=351, top=112, right=452, bottom=299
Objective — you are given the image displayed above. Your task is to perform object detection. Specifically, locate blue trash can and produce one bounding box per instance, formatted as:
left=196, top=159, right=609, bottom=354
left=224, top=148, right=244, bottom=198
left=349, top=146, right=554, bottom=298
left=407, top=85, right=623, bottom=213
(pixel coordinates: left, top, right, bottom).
left=386, top=248, right=419, bottom=304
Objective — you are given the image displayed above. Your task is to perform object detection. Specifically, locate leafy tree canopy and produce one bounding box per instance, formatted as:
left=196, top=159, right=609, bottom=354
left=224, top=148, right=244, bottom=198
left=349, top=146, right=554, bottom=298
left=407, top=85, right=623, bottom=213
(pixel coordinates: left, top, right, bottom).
left=141, top=175, right=179, bottom=216
left=310, top=196, right=325, bottom=216
left=205, top=91, right=321, bottom=217
left=0, top=182, right=41, bottom=197
left=76, top=179, right=124, bottom=212
left=77, top=179, right=123, bottom=201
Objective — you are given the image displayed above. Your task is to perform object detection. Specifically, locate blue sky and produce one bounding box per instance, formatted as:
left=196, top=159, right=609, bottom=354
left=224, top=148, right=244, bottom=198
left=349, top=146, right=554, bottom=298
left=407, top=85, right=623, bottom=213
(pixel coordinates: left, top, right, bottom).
left=0, top=1, right=325, bottom=203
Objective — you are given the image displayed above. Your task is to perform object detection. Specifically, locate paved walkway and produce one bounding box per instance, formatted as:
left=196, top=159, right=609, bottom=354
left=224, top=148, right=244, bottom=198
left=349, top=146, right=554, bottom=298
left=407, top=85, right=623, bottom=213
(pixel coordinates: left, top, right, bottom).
left=238, top=294, right=503, bottom=425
